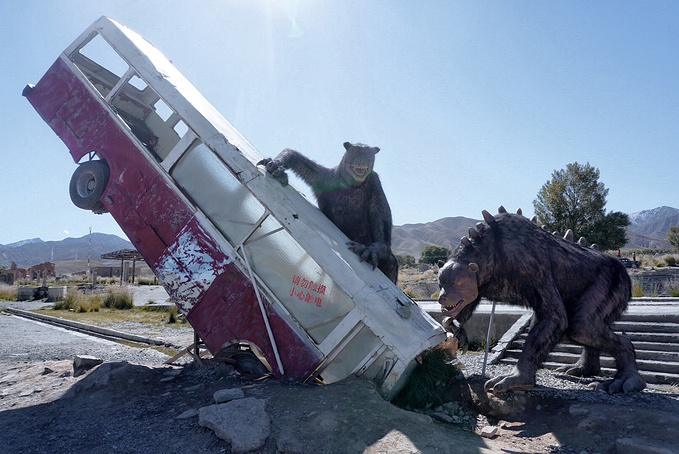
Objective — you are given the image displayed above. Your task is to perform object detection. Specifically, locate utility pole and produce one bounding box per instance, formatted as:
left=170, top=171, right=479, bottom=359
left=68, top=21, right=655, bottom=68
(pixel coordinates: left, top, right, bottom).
left=87, top=226, right=91, bottom=278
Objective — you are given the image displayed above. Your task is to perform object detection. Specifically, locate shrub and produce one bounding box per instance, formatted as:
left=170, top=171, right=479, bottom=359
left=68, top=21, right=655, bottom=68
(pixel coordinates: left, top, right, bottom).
left=665, top=256, right=677, bottom=267
left=468, top=337, right=498, bottom=352
left=102, top=287, right=134, bottom=309
left=668, top=278, right=679, bottom=297
left=168, top=306, right=178, bottom=324
left=403, top=288, right=418, bottom=299
left=396, top=255, right=416, bottom=268
left=391, top=348, right=463, bottom=409
left=53, top=296, right=73, bottom=310
left=419, top=246, right=451, bottom=265
left=54, top=292, right=101, bottom=312
left=83, top=295, right=101, bottom=312
left=632, top=279, right=644, bottom=298
left=0, top=284, right=17, bottom=301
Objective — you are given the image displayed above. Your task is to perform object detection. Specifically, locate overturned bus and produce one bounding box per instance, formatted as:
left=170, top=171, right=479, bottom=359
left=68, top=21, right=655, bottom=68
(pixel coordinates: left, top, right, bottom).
left=23, top=16, right=446, bottom=399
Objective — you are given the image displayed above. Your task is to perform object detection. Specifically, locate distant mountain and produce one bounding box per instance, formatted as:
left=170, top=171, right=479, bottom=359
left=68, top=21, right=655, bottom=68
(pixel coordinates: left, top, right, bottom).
left=629, top=206, right=679, bottom=226
left=3, top=238, right=43, bottom=248
left=393, top=206, right=679, bottom=258
left=3, top=206, right=677, bottom=268
left=626, top=206, right=679, bottom=249
left=392, top=216, right=480, bottom=258
left=0, top=233, right=133, bottom=268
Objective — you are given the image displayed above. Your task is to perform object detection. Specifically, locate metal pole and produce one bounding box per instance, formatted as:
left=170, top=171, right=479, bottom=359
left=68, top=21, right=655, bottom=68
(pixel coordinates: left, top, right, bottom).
left=482, top=300, right=497, bottom=378
left=239, top=245, right=285, bottom=376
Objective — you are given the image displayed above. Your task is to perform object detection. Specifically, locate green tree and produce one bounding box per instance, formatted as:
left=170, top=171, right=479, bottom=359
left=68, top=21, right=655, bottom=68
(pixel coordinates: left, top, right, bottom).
left=419, top=246, right=450, bottom=265
left=533, top=162, right=629, bottom=251
left=668, top=226, right=679, bottom=250
left=396, top=254, right=416, bottom=268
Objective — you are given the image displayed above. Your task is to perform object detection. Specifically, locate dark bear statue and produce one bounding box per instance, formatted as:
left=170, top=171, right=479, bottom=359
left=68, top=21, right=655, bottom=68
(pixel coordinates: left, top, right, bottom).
left=258, top=142, right=398, bottom=283
left=437, top=206, right=646, bottom=394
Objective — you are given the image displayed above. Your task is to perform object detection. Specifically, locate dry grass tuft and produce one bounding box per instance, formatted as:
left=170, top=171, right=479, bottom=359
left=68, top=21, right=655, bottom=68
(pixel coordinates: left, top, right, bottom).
left=0, top=284, right=17, bottom=301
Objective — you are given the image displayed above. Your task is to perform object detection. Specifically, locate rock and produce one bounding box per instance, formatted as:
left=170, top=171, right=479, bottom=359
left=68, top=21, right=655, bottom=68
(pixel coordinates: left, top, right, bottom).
left=160, top=369, right=182, bottom=382
left=73, top=355, right=103, bottom=370
left=577, top=419, right=595, bottom=430
left=569, top=404, right=589, bottom=417
left=183, top=384, right=202, bottom=392
left=215, top=362, right=235, bottom=378
left=199, top=397, right=270, bottom=453
left=0, top=371, right=19, bottom=384
left=485, top=393, right=527, bottom=417
left=616, top=437, right=675, bottom=454
left=176, top=408, right=198, bottom=419
left=213, top=387, right=245, bottom=403
left=480, top=425, right=499, bottom=438
left=441, top=401, right=460, bottom=415
left=42, top=367, right=54, bottom=375
left=430, top=411, right=455, bottom=423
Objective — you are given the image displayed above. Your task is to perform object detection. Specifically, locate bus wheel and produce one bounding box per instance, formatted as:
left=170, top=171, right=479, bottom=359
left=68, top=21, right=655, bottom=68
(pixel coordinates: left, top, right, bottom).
left=69, top=160, right=110, bottom=214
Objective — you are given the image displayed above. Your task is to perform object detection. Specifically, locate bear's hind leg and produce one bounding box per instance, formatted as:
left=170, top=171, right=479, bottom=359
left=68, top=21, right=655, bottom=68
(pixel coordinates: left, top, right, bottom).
left=556, top=345, right=601, bottom=377
left=569, top=322, right=645, bottom=393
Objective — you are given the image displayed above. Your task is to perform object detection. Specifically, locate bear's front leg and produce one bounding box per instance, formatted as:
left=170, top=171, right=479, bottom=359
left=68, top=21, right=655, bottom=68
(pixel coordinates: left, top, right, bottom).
left=486, top=295, right=567, bottom=393
left=257, top=158, right=289, bottom=186
left=484, top=369, right=536, bottom=393
left=346, top=241, right=379, bottom=269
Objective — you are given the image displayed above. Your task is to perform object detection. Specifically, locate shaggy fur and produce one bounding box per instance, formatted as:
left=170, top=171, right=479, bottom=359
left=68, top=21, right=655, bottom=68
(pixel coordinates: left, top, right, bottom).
left=259, top=142, right=398, bottom=283
left=437, top=207, right=646, bottom=394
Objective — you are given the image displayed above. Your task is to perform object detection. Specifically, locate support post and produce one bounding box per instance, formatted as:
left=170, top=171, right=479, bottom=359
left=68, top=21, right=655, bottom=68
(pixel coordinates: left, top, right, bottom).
left=482, top=300, right=497, bottom=378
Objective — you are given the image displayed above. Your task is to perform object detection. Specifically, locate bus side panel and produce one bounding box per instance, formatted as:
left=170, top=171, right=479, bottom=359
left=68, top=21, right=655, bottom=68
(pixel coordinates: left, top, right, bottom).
left=193, top=279, right=321, bottom=378
left=26, top=58, right=321, bottom=378
left=131, top=176, right=194, bottom=248
left=24, top=60, right=71, bottom=123
left=152, top=220, right=320, bottom=377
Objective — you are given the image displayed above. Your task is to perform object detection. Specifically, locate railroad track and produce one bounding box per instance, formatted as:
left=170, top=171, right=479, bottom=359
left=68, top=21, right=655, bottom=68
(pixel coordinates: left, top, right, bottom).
left=2, top=307, right=183, bottom=349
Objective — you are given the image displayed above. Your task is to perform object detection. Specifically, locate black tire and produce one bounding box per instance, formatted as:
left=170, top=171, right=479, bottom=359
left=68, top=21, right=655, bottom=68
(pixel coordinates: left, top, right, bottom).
left=69, top=160, right=110, bottom=213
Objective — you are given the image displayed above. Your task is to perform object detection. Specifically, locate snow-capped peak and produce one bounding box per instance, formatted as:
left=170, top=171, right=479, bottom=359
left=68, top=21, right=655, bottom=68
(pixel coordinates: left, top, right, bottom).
left=629, top=206, right=679, bottom=225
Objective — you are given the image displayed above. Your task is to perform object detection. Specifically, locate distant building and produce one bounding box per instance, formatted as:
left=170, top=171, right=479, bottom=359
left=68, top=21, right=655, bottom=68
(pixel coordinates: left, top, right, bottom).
left=27, top=262, right=56, bottom=280
left=93, top=266, right=122, bottom=278
left=0, top=262, right=26, bottom=285
left=0, top=261, right=56, bottom=284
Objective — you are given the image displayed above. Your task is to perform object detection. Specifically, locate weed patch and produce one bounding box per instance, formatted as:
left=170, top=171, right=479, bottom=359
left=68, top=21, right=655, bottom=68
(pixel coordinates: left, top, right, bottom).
left=53, top=291, right=100, bottom=312
left=0, top=284, right=17, bottom=301
left=391, top=348, right=463, bottom=409
left=102, top=287, right=134, bottom=309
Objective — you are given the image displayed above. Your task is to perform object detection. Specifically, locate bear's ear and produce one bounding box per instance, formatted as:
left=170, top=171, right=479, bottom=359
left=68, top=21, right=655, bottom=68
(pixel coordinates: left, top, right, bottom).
left=372, top=147, right=380, bottom=154
left=437, top=260, right=445, bottom=268
left=343, top=141, right=352, bottom=150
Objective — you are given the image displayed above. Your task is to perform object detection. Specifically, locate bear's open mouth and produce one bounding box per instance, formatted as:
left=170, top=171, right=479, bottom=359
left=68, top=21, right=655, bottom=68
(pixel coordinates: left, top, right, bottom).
left=441, top=300, right=464, bottom=316
left=350, top=165, right=368, bottom=176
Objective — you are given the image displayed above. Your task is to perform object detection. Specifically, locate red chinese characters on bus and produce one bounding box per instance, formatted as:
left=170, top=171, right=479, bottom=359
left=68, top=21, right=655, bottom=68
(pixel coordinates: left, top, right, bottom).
left=290, top=274, right=325, bottom=307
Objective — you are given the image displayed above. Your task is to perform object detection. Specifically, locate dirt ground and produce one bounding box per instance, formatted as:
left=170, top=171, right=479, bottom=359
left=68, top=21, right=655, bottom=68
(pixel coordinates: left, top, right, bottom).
left=2, top=356, right=679, bottom=454
left=2, top=298, right=679, bottom=453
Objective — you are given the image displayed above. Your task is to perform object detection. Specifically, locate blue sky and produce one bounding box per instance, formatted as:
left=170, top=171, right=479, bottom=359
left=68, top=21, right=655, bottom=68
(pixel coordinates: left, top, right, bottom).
left=1, top=1, right=678, bottom=245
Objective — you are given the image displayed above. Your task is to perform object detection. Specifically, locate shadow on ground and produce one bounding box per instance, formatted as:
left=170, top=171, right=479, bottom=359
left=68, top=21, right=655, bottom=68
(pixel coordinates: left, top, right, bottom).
left=0, top=359, right=500, bottom=454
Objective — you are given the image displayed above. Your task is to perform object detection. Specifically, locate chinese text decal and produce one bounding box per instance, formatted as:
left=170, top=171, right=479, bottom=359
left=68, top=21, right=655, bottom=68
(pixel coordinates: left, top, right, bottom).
left=290, top=274, right=325, bottom=307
